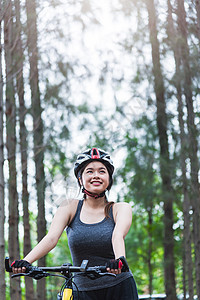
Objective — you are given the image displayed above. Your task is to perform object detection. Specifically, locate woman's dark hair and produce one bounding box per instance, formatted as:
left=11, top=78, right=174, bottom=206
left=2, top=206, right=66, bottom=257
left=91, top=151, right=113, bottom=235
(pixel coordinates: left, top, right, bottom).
left=104, top=200, right=115, bottom=219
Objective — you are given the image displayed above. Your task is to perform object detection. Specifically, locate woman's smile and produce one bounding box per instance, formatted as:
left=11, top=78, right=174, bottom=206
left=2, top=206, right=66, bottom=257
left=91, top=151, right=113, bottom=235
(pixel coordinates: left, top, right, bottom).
left=91, top=180, right=102, bottom=185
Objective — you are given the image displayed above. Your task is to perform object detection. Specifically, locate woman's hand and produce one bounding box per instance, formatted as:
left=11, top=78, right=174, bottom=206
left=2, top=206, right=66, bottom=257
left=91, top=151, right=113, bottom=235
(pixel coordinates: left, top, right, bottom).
left=11, top=260, right=31, bottom=274
left=106, top=258, right=123, bottom=274
left=106, top=256, right=129, bottom=274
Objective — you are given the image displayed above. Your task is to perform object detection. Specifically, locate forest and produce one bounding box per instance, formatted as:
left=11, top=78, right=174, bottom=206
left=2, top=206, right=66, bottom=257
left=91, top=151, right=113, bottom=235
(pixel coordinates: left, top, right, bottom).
left=0, top=0, right=199, bottom=299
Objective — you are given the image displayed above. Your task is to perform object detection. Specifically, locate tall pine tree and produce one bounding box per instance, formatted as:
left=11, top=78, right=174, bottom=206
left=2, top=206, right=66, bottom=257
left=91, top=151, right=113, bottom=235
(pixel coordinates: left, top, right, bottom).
left=13, top=0, right=35, bottom=298
left=0, top=0, right=5, bottom=297
left=4, top=1, right=21, bottom=298
left=26, top=0, right=46, bottom=298
left=145, top=0, right=177, bottom=298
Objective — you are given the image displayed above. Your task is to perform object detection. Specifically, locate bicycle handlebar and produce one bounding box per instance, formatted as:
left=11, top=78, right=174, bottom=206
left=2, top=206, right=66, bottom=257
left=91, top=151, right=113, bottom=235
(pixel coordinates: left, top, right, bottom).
left=5, top=257, right=12, bottom=273
left=5, top=257, right=114, bottom=280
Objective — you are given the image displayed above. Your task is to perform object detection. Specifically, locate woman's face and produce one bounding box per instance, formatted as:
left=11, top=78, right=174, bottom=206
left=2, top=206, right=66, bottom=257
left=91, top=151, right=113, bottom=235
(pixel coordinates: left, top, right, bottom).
left=81, top=161, right=110, bottom=194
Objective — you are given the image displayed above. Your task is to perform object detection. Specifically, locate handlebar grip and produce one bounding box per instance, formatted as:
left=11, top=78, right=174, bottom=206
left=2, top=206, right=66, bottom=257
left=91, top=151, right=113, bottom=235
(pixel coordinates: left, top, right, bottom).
left=118, top=256, right=129, bottom=272
left=5, top=257, right=12, bottom=272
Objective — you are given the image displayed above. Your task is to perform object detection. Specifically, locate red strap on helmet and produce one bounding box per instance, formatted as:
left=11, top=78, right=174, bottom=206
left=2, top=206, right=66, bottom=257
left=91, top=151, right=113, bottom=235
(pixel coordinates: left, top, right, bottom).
left=91, top=148, right=100, bottom=159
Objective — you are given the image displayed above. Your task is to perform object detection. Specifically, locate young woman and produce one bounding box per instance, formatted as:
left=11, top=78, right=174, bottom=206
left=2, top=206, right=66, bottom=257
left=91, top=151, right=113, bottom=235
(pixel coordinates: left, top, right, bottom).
left=11, top=148, right=139, bottom=299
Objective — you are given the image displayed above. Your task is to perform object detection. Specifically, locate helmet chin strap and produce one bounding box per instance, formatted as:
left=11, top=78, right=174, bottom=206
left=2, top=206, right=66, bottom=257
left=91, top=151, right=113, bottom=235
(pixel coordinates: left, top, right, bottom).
left=82, top=187, right=106, bottom=199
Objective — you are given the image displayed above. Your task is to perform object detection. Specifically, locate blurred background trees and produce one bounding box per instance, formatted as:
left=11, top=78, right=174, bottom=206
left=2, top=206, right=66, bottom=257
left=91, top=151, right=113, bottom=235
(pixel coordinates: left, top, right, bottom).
left=0, top=0, right=199, bottom=299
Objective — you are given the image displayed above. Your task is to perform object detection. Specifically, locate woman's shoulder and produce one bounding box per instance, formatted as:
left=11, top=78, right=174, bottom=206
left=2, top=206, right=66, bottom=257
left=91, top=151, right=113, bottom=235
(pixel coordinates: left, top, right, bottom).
left=59, top=198, right=80, bottom=208
left=112, top=202, right=132, bottom=221
left=113, top=201, right=132, bottom=210
left=58, top=198, right=80, bottom=225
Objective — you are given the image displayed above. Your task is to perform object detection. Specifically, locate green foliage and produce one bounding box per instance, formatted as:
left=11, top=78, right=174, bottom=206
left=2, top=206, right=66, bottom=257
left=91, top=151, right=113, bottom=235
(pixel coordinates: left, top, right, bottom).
left=118, top=115, right=167, bottom=293
left=3, top=0, right=199, bottom=297
left=126, top=205, right=165, bottom=294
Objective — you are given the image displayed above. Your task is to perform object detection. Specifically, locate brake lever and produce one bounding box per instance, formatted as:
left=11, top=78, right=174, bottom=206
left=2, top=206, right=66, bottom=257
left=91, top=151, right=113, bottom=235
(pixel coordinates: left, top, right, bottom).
left=11, top=267, right=49, bottom=280
left=11, top=272, right=27, bottom=278
left=27, top=268, right=49, bottom=280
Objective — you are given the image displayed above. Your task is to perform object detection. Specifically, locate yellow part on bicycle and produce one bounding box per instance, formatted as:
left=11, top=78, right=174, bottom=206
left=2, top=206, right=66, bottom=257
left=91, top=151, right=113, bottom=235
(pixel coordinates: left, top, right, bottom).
left=63, top=288, right=73, bottom=300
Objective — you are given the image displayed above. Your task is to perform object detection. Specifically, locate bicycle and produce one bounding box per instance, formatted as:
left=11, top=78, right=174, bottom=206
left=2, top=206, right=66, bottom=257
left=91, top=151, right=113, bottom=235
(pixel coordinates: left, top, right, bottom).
left=5, top=257, right=129, bottom=300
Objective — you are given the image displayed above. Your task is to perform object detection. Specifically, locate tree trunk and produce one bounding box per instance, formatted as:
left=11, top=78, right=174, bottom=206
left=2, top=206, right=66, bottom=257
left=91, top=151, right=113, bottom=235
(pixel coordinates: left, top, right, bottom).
left=13, top=0, right=35, bottom=299
left=176, top=0, right=200, bottom=298
left=147, top=208, right=153, bottom=296
left=167, top=0, right=194, bottom=298
left=0, top=1, right=5, bottom=297
left=195, top=0, right=200, bottom=43
left=145, top=0, right=177, bottom=298
left=25, top=0, right=46, bottom=298
left=4, top=1, right=21, bottom=299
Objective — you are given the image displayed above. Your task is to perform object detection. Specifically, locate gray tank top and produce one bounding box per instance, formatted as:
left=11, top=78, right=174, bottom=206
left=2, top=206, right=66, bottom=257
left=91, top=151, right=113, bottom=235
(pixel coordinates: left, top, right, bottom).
left=66, top=200, right=132, bottom=291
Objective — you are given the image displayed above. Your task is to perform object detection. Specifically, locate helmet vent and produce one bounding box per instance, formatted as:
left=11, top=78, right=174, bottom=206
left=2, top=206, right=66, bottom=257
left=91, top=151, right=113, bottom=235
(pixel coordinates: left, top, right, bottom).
left=91, top=148, right=100, bottom=159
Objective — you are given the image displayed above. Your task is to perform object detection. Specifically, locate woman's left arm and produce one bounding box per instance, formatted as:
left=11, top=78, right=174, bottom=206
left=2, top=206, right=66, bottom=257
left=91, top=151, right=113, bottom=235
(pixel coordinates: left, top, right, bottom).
left=112, top=202, right=132, bottom=259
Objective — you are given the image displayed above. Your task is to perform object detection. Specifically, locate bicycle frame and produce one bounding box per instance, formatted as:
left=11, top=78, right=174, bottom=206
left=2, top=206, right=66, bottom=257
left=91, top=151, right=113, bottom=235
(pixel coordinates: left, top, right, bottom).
left=59, top=287, right=73, bottom=300
left=56, top=263, right=74, bottom=300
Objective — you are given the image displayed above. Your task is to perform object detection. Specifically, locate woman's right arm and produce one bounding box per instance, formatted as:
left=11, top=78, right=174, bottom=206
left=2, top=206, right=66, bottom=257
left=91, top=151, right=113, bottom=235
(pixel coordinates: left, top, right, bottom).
left=12, top=199, right=78, bottom=273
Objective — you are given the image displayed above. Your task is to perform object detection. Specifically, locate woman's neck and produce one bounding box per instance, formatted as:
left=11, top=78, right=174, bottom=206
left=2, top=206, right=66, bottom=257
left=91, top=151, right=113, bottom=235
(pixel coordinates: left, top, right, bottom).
left=84, top=196, right=107, bottom=209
